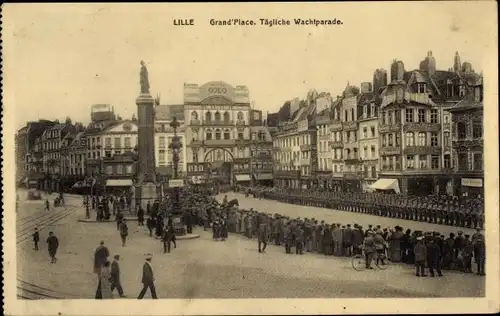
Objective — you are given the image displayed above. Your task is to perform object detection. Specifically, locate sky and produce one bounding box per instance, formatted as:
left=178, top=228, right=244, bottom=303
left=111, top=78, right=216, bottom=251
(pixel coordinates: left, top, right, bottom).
left=3, top=2, right=497, bottom=129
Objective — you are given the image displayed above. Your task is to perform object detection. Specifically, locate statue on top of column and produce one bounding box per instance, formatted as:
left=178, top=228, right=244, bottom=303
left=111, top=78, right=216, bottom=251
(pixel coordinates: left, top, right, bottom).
left=140, top=60, right=150, bottom=95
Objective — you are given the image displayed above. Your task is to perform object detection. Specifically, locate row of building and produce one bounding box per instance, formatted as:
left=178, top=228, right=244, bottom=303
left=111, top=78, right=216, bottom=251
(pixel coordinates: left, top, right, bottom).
left=15, top=51, right=483, bottom=197
left=272, top=51, right=484, bottom=197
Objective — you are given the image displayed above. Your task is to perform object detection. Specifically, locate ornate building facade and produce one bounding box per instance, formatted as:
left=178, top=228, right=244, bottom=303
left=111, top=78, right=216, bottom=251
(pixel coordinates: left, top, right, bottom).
left=378, top=52, right=481, bottom=195
left=449, top=78, right=483, bottom=197
left=183, top=81, right=253, bottom=185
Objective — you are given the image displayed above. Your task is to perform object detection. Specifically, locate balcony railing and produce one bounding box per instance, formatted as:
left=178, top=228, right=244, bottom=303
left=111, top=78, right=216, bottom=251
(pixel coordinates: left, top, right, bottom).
left=204, top=139, right=235, bottom=146
left=329, top=141, right=343, bottom=149
left=300, top=144, right=312, bottom=151
left=379, top=146, right=401, bottom=156
left=403, top=122, right=441, bottom=133
left=205, top=120, right=234, bottom=126
left=403, top=145, right=441, bottom=155
left=342, top=121, right=358, bottom=131
left=190, top=120, right=201, bottom=126
left=379, top=123, right=401, bottom=133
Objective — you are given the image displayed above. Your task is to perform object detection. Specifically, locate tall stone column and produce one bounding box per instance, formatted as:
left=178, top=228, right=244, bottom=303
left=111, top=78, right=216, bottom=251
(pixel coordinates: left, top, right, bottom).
left=135, top=93, right=157, bottom=212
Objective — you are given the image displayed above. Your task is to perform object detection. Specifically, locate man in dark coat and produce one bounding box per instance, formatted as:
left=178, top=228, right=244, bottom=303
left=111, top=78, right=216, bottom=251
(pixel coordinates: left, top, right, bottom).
left=146, top=216, right=155, bottom=237
left=46, top=231, right=59, bottom=263
left=32, top=228, right=40, bottom=251
left=295, top=225, right=304, bottom=255
left=110, top=254, right=125, bottom=297
left=162, top=226, right=174, bottom=253
left=137, top=207, right=145, bottom=226
left=258, top=223, right=268, bottom=253
left=426, top=238, right=443, bottom=277
left=138, top=253, right=157, bottom=299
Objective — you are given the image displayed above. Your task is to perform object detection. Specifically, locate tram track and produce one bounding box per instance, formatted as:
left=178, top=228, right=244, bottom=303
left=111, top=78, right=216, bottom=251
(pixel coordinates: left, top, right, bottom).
left=16, top=203, right=81, bottom=299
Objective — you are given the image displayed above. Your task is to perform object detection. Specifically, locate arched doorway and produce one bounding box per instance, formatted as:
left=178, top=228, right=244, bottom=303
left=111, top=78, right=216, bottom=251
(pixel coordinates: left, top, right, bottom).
left=204, top=148, right=234, bottom=185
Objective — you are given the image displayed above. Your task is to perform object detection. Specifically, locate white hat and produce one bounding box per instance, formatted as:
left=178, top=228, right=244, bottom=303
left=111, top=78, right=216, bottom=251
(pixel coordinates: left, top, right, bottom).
left=416, top=236, right=424, bottom=241
left=145, top=253, right=153, bottom=260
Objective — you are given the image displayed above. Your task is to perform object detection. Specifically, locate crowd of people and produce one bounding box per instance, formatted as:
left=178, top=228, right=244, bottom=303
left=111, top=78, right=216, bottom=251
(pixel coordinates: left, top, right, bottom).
left=244, top=187, right=485, bottom=229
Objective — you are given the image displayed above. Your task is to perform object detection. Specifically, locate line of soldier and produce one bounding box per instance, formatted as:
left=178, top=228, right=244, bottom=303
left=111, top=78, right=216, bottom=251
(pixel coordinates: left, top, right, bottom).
left=249, top=188, right=484, bottom=229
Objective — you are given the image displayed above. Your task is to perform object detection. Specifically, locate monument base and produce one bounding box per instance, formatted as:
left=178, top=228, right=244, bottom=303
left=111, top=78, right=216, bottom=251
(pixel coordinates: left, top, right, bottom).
left=133, top=182, right=158, bottom=213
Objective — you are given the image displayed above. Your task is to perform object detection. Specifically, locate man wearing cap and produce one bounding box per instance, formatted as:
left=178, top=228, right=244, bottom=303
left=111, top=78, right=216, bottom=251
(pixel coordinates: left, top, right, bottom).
left=138, top=253, right=157, bottom=299
left=110, top=254, right=126, bottom=297
left=414, top=236, right=427, bottom=277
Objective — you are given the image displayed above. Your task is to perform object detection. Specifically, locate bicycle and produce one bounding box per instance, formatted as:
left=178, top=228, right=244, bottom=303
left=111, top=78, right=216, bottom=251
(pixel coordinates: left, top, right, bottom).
left=352, top=246, right=390, bottom=271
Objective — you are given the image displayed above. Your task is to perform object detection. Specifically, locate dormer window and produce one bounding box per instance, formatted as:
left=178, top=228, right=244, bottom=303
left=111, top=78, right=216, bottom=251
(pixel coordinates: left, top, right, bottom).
left=418, top=83, right=426, bottom=94
left=447, top=83, right=454, bottom=97
left=459, top=85, right=466, bottom=97
left=363, top=105, right=367, bottom=119
left=474, top=87, right=481, bottom=102
left=370, top=103, right=375, bottom=117
left=396, top=88, right=404, bottom=102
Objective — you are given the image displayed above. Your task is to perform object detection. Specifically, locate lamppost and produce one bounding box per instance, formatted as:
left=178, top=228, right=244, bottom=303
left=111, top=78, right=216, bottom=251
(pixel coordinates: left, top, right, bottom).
left=168, top=116, right=186, bottom=235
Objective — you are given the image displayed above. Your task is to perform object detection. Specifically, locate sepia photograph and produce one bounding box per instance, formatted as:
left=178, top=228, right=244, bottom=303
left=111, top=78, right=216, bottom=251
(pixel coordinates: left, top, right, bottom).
left=2, top=2, right=499, bottom=315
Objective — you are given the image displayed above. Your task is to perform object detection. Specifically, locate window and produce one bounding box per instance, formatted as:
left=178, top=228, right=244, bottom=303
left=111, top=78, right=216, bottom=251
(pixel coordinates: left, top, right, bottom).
left=371, top=126, right=375, bottom=138
left=238, top=149, right=244, bottom=158
left=223, top=112, right=230, bottom=123
left=430, top=109, right=438, bottom=123
left=444, top=154, right=451, bottom=169
left=124, top=137, right=131, bottom=149
left=418, top=83, right=426, bottom=93
left=363, top=146, right=368, bottom=159
left=363, top=105, right=367, bottom=118
left=205, top=112, right=212, bottom=122
left=447, top=84, right=454, bottom=97
left=457, top=122, right=466, bottom=139
left=388, top=134, right=394, bottom=146
left=444, top=115, right=449, bottom=124
left=396, top=133, right=400, bottom=146
left=371, top=146, right=376, bottom=158
left=159, top=149, right=166, bottom=164
left=457, top=153, right=468, bottom=170
left=418, top=132, right=426, bottom=146
left=405, top=109, right=414, bottom=123
left=388, top=110, right=393, bottom=124
left=363, top=127, right=368, bottom=138
left=105, top=150, right=112, bottom=158
left=381, top=112, right=386, bottom=124
left=259, top=131, right=266, bottom=141
left=344, top=110, right=348, bottom=122
left=214, top=111, right=221, bottom=121
left=370, top=104, right=375, bottom=117
left=191, top=111, right=198, bottom=121
left=405, top=132, right=414, bottom=146
left=192, top=151, right=198, bottom=163
left=419, top=155, right=427, bottom=169
left=236, top=132, right=243, bottom=140
left=431, top=155, right=440, bottom=169
left=105, top=137, right=111, bottom=148
left=459, top=85, right=466, bottom=97
left=159, top=137, right=165, bottom=148
left=406, top=155, right=415, bottom=169
left=418, top=109, right=426, bottom=123
left=116, top=165, right=123, bottom=175
left=223, top=129, right=231, bottom=140
left=206, top=129, right=212, bottom=140
left=473, top=121, right=483, bottom=138
left=251, top=150, right=256, bottom=157
left=237, top=111, right=244, bottom=120
left=106, top=165, right=113, bottom=175
left=444, top=132, right=450, bottom=146
left=473, top=153, right=483, bottom=171
left=431, top=132, right=438, bottom=146
left=371, top=166, right=377, bottom=178
left=114, top=137, right=121, bottom=149
left=382, top=134, right=387, bottom=147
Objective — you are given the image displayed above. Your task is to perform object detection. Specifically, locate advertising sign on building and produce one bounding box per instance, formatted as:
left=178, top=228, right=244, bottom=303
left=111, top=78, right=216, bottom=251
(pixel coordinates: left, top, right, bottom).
left=168, top=179, right=185, bottom=188
left=461, top=178, right=483, bottom=188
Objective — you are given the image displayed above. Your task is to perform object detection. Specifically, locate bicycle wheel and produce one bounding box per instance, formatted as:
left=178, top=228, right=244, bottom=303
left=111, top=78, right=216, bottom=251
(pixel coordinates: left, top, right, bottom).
left=375, top=254, right=389, bottom=270
left=351, top=254, right=366, bottom=271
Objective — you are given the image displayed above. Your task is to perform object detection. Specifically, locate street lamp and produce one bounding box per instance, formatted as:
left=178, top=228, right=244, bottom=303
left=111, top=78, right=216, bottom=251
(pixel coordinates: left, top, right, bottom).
left=168, top=117, right=185, bottom=234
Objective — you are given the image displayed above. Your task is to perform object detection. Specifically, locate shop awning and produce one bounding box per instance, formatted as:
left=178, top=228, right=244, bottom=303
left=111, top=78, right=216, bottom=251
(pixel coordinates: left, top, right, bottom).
left=235, top=174, right=251, bottom=182
left=106, top=179, right=133, bottom=187
left=256, top=173, right=273, bottom=180
left=369, top=178, right=400, bottom=194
